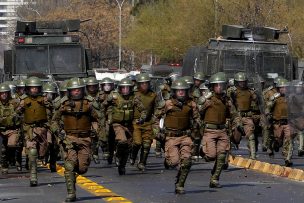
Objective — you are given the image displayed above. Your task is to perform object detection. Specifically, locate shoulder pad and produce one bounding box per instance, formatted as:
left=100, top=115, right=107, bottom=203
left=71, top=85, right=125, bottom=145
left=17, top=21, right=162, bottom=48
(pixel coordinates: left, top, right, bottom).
left=156, top=100, right=166, bottom=109
left=112, top=92, right=119, bottom=100
left=20, top=94, right=28, bottom=100
left=270, top=92, right=281, bottom=101
left=85, top=95, right=94, bottom=102
left=54, top=97, right=61, bottom=103
left=60, top=96, right=69, bottom=104
left=159, top=84, right=165, bottom=91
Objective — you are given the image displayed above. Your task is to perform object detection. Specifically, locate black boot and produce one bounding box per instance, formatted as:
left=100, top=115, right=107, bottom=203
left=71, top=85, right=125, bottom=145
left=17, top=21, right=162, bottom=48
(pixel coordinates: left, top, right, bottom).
left=137, top=141, right=151, bottom=171
left=130, top=144, right=141, bottom=166
left=116, top=141, right=129, bottom=175
left=175, top=159, right=192, bottom=194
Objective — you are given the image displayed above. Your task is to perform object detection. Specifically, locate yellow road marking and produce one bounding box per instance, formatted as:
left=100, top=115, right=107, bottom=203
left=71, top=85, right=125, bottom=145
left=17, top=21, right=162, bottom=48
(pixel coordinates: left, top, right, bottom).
left=47, top=164, right=133, bottom=203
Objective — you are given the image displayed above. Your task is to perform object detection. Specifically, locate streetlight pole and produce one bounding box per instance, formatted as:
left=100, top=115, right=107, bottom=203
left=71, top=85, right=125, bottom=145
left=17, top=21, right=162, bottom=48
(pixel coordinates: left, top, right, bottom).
left=116, top=0, right=126, bottom=70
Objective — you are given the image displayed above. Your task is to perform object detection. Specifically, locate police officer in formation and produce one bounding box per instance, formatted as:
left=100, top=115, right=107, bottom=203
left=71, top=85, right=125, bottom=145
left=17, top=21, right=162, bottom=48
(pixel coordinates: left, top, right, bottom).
left=51, top=78, right=103, bottom=201
left=0, top=71, right=301, bottom=201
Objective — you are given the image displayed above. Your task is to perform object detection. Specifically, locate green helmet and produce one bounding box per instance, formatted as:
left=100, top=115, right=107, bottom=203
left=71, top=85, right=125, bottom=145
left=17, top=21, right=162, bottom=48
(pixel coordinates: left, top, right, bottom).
left=168, top=72, right=181, bottom=82
left=43, top=83, right=57, bottom=93
left=171, top=79, right=190, bottom=90
left=128, top=75, right=137, bottom=81
left=82, top=78, right=89, bottom=85
left=100, top=77, right=114, bottom=84
left=199, top=83, right=208, bottom=90
left=274, top=76, right=285, bottom=85
left=67, top=77, right=86, bottom=89
left=210, top=72, right=227, bottom=84
left=136, top=73, right=150, bottom=83
left=0, top=83, right=11, bottom=93
left=183, top=76, right=194, bottom=85
left=59, top=81, right=68, bottom=92
left=16, top=79, right=26, bottom=87
left=194, top=72, right=205, bottom=81
left=276, top=78, right=289, bottom=87
left=86, top=77, right=98, bottom=86
left=26, top=76, right=42, bottom=87
left=118, top=78, right=133, bottom=87
left=234, top=72, right=247, bottom=82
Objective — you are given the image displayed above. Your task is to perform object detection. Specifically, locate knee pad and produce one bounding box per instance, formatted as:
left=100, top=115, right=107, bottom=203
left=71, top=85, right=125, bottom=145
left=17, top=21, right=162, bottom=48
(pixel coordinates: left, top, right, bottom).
left=64, top=161, right=75, bottom=172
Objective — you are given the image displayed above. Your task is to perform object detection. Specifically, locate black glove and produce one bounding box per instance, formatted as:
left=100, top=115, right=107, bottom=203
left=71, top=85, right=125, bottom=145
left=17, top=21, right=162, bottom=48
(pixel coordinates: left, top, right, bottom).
left=237, top=125, right=246, bottom=136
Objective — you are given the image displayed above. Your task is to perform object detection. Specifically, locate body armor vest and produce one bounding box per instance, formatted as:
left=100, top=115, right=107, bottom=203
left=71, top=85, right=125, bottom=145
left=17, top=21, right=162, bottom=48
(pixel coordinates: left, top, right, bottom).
left=235, top=88, right=251, bottom=111
left=164, top=100, right=192, bottom=130
left=62, top=99, right=91, bottom=132
left=273, top=96, right=288, bottom=120
left=204, top=95, right=227, bottom=125
left=0, top=101, right=17, bottom=127
left=112, top=94, right=134, bottom=123
left=134, top=91, right=156, bottom=121
left=24, top=96, right=47, bottom=124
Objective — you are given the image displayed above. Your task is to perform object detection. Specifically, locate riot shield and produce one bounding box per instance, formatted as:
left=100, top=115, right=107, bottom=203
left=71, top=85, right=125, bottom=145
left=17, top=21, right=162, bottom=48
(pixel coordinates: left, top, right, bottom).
left=286, top=80, right=304, bottom=156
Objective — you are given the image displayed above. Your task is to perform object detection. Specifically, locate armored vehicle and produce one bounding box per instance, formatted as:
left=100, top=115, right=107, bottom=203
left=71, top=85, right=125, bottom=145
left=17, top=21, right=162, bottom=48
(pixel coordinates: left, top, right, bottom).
left=183, top=25, right=298, bottom=82
left=3, top=19, right=92, bottom=81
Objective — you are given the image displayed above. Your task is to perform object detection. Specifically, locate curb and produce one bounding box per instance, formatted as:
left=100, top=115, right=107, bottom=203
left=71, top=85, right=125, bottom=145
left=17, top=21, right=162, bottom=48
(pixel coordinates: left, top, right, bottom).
left=228, top=155, right=304, bottom=182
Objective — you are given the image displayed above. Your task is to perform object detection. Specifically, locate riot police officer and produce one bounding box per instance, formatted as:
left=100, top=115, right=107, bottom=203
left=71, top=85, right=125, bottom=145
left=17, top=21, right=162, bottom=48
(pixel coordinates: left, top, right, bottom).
left=266, top=78, right=294, bottom=166
left=99, top=77, right=115, bottom=163
left=86, top=77, right=103, bottom=164
left=51, top=77, right=102, bottom=202
left=198, top=72, right=238, bottom=188
left=229, top=72, right=258, bottom=159
left=0, top=83, right=21, bottom=174
left=105, top=78, right=146, bottom=175
left=130, top=73, right=157, bottom=171
left=18, top=76, right=51, bottom=186
left=42, top=83, right=59, bottom=172
left=153, top=79, right=200, bottom=194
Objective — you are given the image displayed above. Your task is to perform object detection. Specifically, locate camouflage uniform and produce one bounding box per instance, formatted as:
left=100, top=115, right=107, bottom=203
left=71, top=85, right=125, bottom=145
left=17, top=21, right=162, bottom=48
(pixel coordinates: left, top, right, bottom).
left=51, top=77, right=102, bottom=202
left=42, top=82, right=59, bottom=172
left=130, top=73, right=157, bottom=171
left=0, top=83, right=22, bottom=174
left=17, top=77, right=52, bottom=187
left=105, top=78, right=147, bottom=175
left=11, top=79, right=26, bottom=171
left=86, top=77, right=105, bottom=164
left=98, top=77, right=115, bottom=164
left=265, top=78, right=294, bottom=166
left=153, top=79, right=200, bottom=194
left=288, top=81, right=304, bottom=156
left=228, top=72, right=258, bottom=159
left=198, top=72, right=238, bottom=188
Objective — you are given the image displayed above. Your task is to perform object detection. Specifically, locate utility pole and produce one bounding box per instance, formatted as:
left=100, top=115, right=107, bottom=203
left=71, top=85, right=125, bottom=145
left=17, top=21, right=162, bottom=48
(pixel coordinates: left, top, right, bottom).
left=115, top=0, right=126, bottom=70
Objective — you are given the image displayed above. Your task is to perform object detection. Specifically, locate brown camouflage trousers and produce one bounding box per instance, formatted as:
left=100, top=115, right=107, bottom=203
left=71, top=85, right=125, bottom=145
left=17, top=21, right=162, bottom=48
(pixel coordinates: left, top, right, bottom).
left=132, top=121, right=153, bottom=145
left=24, top=125, right=50, bottom=157
left=64, top=134, right=91, bottom=175
left=202, top=129, right=230, bottom=159
left=232, top=117, right=255, bottom=144
left=164, top=135, right=193, bottom=167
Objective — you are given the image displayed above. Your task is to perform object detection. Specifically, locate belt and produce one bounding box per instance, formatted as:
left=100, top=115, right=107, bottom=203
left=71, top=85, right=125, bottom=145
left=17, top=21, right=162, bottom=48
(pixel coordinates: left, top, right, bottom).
left=273, top=119, right=288, bottom=125
left=66, top=130, right=91, bottom=138
left=205, top=123, right=226, bottom=130
left=240, top=111, right=253, bottom=117
left=165, top=129, right=190, bottom=137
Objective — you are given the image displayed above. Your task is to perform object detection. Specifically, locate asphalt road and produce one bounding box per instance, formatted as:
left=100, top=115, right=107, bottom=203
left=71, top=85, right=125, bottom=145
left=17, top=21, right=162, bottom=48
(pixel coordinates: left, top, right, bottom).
left=1, top=138, right=304, bottom=203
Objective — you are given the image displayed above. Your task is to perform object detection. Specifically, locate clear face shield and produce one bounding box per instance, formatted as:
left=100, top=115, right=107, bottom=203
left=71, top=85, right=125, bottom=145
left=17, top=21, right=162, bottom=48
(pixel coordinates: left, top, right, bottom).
left=213, top=83, right=227, bottom=94
left=120, top=86, right=131, bottom=96
left=0, top=91, right=10, bottom=102
left=102, top=83, right=113, bottom=92
left=174, top=89, right=188, bottom=102
left=69, top=88, right=84, bottom=100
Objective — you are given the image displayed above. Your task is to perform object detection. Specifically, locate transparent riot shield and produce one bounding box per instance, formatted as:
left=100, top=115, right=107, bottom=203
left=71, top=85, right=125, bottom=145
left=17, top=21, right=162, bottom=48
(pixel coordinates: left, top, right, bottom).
left=287, top=80, right=304, bottom=156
